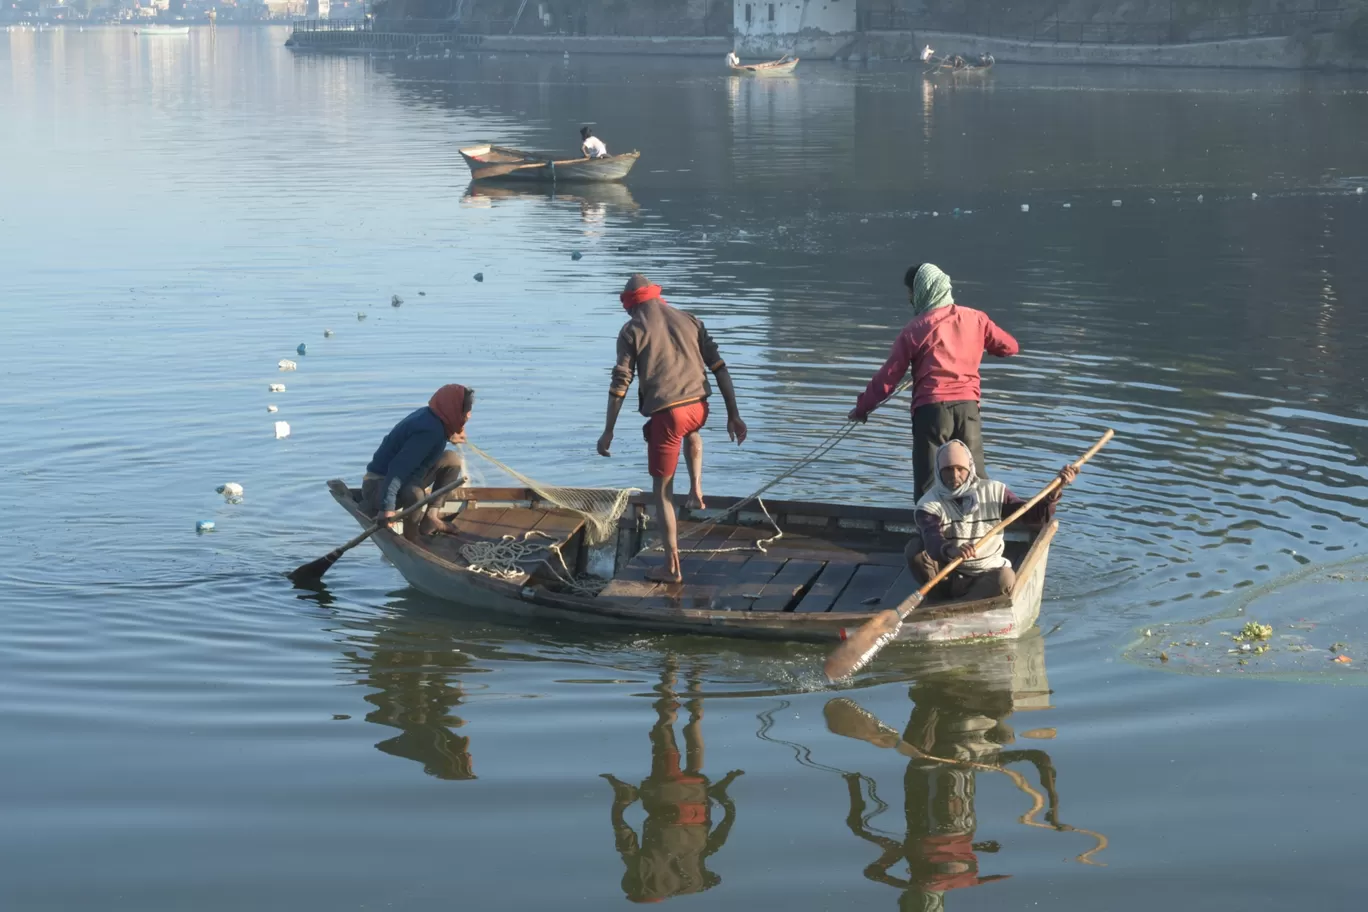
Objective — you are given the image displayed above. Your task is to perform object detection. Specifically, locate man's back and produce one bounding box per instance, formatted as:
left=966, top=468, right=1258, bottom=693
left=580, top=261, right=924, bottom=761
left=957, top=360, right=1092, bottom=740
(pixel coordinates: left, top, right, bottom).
left=613, top=299, right=719, bottom=416
left=900, top=304, right=1019, bottom=408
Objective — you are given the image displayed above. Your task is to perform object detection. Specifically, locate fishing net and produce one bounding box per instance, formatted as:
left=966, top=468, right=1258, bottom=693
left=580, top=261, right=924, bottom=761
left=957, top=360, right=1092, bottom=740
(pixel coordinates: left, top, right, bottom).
left=461, top=443, right=636, bottom=546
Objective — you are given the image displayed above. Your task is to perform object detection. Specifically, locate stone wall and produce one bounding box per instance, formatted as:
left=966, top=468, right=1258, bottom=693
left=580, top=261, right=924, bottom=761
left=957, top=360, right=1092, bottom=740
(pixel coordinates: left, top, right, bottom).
left=732, top=0, right=857, bottom=55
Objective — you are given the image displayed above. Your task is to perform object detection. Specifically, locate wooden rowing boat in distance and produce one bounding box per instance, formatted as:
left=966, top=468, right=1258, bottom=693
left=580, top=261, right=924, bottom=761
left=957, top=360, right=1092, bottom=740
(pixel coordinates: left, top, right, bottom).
left=324, top=480, right=1056, bottom=647
left=730, top=56, right=800, bottom=76
left=459, top=144, right=640, bottom=183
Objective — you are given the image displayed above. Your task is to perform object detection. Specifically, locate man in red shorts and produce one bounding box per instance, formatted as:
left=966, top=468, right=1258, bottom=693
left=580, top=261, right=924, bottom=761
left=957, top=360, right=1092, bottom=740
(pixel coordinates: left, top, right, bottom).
left=598, top=274, right=747, bottom=584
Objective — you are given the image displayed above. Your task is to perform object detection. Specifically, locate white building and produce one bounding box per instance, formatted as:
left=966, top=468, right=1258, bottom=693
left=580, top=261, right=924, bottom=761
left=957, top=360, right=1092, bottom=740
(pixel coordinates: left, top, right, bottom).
left=733, top=0, right=855, bottom=57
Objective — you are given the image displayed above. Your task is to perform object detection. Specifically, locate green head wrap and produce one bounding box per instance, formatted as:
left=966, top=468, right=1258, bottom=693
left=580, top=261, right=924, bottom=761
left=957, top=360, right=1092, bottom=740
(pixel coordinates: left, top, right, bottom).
left=911, top=264, right=954, bottom=316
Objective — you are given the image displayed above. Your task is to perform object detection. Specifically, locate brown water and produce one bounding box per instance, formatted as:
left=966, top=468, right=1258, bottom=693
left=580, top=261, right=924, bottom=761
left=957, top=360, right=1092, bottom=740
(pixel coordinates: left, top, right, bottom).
left=3, top=26, right=1368, bottom=910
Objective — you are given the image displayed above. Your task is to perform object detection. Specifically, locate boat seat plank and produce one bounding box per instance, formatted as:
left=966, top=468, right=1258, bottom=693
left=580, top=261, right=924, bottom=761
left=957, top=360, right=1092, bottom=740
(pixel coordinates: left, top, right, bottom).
left=831, top=564, right=904, bottom=613
left=875, top=567, right=920, bottom=610
left=749, top=560, right=825, bottom=613
left=792, top=562, right=860, bottom=613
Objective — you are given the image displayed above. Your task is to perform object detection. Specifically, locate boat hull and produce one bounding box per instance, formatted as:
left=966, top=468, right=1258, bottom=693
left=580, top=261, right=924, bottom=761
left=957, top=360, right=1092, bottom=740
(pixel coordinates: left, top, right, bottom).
left=327, top=483, right=1052, bottom=646
left=459, top=144, right=639, bottom=183
left=730, top=57, right=800, bottom=76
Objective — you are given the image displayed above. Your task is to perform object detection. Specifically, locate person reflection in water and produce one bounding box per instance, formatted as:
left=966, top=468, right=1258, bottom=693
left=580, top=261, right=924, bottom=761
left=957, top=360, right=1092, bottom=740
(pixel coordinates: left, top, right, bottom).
left=828, top=641, right=1103, bottom=910
left=356, top=627, right=476, bottom=781
left=602, top=657, right=743, bottom=902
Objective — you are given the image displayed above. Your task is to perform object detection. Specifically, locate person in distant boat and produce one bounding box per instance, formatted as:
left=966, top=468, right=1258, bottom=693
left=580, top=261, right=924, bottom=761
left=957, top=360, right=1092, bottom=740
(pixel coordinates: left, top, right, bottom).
left=848, top=263, right=1020, bottom=500
left=907, top=440, right=1076, bottom=600
left=920, top=45, right=935, bottom=63
left=598, top=274, right=748, bottom=584
left=726, top=49, right=741, bottom=67
left=362, top=383, right=472, bottom=542
left=580, top=126, right=609, bottom=159
left=951, top=54, right=966, bottom=69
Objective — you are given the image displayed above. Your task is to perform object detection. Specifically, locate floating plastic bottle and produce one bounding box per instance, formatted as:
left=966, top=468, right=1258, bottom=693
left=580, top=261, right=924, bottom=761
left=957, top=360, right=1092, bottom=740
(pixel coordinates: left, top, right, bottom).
left=1112, top=200, right=1122, bottom=207
left=1020, top=203, right=1029, bottom=212
left=274, top=421, right=291, bottom=439
left=278, top=359, right=297, bottom=371
left=357, top=312, right=367, bottom=320
left=196, top=520, right=215, bottom=533
left=267, top=405, right=278, bottom=413
left=323, top=329, right=334, bottom=337
left=474, top=273, right=484, bottom=282
left=392, top=294, right=403, bottom=307
left=216, top=482, right=244, bottom=502
left=1197, top=194, right=1204, bottom=203
left=269, top=383, right=286, bottom=393
left=1358, top=187, right=1365, bottom=195
left=1062, top=203, right=1072, bottom=209
left=419, top=291, right=426, bottom=296
left=297, top=343, right=307, bottom=355
left=1251, top=192, right=1258, bottom=200
left=571, top=251, right=583, bottom=260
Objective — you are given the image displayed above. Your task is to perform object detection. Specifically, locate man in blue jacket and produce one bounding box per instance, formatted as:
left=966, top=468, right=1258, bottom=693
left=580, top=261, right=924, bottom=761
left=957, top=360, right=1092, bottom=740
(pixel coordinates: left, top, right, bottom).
left=361, top=384, right=472, bottom=542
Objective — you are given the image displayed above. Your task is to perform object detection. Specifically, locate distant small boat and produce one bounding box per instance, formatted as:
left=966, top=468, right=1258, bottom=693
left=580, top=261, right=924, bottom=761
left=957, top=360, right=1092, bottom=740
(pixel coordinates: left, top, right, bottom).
left=924, top=54, right=994, bottom=76
left=136, top=25, right=191, bottom=36
left=459, top=144, right=639, bottom=184
left=730, top=56, right=800, bottom=76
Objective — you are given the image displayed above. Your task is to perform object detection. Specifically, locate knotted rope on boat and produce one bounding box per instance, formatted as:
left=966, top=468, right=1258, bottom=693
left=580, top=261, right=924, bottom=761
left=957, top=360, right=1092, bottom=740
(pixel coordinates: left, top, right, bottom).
left=459, top=530, right=608, bottom=597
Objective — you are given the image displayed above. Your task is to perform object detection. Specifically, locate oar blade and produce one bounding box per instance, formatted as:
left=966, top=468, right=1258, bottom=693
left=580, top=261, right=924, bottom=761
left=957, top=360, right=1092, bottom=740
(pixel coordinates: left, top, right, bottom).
left=824, top=609, right=903, bottom=684
left=823, top=697, right=901, bottom=747
left=287, top=549, right=340, bottom=584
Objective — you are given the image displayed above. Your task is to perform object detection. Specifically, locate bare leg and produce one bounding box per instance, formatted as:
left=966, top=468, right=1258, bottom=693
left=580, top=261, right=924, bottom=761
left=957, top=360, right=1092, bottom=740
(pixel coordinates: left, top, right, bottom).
left=646, top=474, right=683, bottom=583
left=684, top=432, right=705, bottom=510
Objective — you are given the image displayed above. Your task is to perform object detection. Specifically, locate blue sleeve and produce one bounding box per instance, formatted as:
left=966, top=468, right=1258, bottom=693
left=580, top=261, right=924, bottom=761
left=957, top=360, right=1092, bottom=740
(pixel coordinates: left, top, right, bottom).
left=382, top=433, right=446, bottom=511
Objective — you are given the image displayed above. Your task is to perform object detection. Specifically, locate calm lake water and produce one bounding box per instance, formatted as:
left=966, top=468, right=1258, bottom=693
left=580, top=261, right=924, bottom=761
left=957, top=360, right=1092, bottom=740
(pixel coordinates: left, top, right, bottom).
left=4, top=25, right=1368, bottom=910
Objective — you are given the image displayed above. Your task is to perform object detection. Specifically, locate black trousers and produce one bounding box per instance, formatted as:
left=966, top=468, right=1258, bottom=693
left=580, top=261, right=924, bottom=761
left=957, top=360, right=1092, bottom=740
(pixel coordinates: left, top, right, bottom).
left=360, top=450, right=467, bottom=518
left=911, top=400, right=987, bottom=500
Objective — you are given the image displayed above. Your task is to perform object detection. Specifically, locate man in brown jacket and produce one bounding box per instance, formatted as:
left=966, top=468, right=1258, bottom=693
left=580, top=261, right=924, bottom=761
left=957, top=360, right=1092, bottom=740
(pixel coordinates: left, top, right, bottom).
left=598, top=274, right=747, bottom=584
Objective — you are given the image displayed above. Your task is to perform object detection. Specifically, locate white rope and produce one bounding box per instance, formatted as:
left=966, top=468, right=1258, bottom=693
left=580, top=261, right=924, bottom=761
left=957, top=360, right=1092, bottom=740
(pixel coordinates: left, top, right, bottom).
left=459, top=530, right=608, bottom=596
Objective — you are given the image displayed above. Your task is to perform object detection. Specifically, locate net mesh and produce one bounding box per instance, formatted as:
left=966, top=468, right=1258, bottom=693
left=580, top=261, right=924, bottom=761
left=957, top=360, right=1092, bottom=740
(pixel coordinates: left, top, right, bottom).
left=462, top=443, right=636, bottom=546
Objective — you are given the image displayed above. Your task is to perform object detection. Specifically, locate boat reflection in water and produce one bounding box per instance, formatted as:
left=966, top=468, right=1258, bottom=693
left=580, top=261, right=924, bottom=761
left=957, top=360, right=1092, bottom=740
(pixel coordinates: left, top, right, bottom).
left=460, top=181, right=640, bottom=214
left=825, top=632, right=1107, bottom=909
left=602, top=654, right=743, bottom=903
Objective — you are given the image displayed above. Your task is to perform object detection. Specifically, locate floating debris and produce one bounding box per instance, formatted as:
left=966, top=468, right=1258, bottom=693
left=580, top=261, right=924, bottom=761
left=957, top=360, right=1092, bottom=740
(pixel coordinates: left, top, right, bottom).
left=418, top=291, right=426, bottom=296
left=474, top=272, right=484, bottom=282
left=1160, top=651, right=1169, bottom=662
left=278, top=359, right=297, bottom=371
left=1358, top=187, right=1365, bottom=195
left=932, top=211, right=939, bottom=217
left=1197, top=194, right=1204, bottom=202
left=1062, top=203, right=1072, bottom=209
left=323, top=329, right=334, bottom=337
left=1251, top=192, right=1259, bottom=200
left=1332, top=654, right=1353, bottom=664
left=269, top=383, right=286, bottom=393
left=357, top=312, right=367, bottom=321
left=1112, top=200, right=1122, bottom=207
left=1020, top=203, right=1030, bottom=212
left=297, top=343, right=307, bottom=355
left=1330, top=642, right=1348, bottom=653
left=1021, top=728, right=1056, bottom=740
left=267, top=405, right=278, bottom=413
left=392, top=294, right=403, bottom=307
left=1234, top=621, right=1273, bottom=643
left=571, top=251, right=583, bottom=261
left=274, top=421, right=291, bottom=439
left=196, top=520, right=215, bottom=533
left=215, top=482, right=244, bottom=501
left=1148, top=198, right=1157, bottom=204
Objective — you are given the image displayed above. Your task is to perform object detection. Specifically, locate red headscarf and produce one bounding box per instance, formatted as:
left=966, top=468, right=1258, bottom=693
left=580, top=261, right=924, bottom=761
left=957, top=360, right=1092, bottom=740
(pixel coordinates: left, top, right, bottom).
left=620, top=283, right=663, bottom=312
left=428, top=384, right=469, bottom=436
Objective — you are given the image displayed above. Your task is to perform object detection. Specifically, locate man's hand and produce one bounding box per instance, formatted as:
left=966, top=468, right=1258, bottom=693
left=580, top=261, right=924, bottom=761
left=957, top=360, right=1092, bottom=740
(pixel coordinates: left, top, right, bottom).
left=448, top=431, right=467, bottom=445
left=597, top=431, right=614, bottom=457
left=956, top=543, right=977, bottom=561
left=376, top=510, right=396, bottom=529
left=847, top=407, right=868, bottom=424
left=727, top=416, right=748, bottom=445
left=1058, top=465, right=1078, bottom=486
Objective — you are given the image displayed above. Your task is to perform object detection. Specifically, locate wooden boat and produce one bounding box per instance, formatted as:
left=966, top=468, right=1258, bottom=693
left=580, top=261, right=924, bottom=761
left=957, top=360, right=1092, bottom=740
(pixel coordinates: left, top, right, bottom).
left=326, top=480, right=1056, bottom=645
left=459, top=144, right=640, bottom=183
left=924, top=54, right=994, bottom=77
left=730, top=56, right=800, bottom=76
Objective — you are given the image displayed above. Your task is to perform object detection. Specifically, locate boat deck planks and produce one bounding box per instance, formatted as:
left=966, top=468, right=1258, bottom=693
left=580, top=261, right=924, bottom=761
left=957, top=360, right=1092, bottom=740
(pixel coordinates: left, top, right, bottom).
left=792, top=561, right=861, bottom=613
left=830, top=564, right=904, bottom=612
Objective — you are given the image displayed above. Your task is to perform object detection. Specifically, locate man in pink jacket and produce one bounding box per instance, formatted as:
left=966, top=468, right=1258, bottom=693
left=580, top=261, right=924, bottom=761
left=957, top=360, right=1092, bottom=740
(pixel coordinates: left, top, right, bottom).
left=848, top=263, right=1019, bottom=499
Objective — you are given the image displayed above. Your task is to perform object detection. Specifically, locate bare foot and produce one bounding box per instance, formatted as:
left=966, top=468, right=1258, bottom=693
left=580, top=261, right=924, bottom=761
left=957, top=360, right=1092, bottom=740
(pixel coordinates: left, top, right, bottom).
left=420, top=517, right=459, bottom=537
left=686, top=489, right=706, bottom=510
left=645, top=563, right=683, bottom=584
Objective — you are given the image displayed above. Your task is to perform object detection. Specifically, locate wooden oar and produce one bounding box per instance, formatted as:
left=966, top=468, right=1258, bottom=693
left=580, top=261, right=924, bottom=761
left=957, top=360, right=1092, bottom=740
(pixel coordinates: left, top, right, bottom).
left=288, top=478, right=468, bottom=583
left=824, top=429, right=1115, bottom=683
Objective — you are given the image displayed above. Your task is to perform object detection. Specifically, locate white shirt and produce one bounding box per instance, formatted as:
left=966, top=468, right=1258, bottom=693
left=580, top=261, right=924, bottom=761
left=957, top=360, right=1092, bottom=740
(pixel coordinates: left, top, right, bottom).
left=726, top=51, right=740, bottom=67
left=921, top=45, right=935, bottom=62
left=581, top=136, right=608, bottom=159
